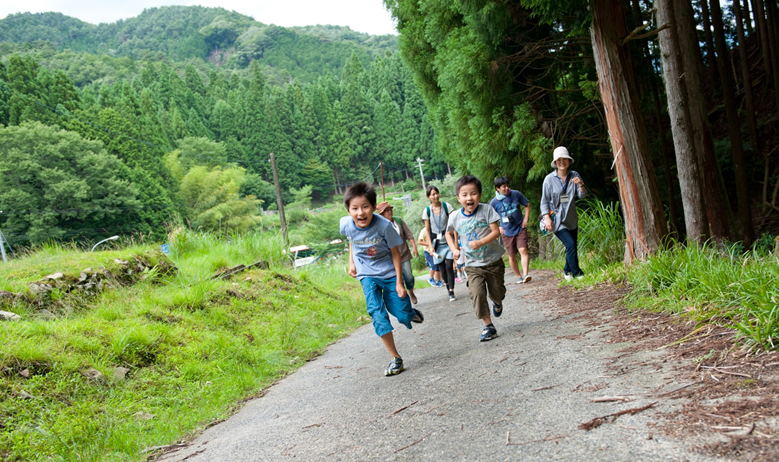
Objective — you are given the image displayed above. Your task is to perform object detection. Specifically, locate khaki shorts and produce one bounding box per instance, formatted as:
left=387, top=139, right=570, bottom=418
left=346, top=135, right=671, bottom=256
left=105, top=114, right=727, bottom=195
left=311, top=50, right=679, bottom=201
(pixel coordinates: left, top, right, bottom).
left=503, top=228, right=528, bottom=256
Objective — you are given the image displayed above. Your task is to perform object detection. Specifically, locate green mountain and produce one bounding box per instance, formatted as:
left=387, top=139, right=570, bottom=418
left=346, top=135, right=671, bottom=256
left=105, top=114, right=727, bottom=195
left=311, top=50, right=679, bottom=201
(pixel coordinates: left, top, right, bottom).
left=0, top=6, right=398, bottom=84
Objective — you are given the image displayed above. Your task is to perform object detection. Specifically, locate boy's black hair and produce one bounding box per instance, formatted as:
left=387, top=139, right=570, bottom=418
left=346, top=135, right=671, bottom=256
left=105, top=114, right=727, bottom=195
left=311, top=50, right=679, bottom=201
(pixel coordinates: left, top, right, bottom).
left=494, top=176, right=510, bottom=189
left=343, top=182, right=377, bottom=209
left=425, top=185, right=440, bottom=197
left=455, top=175, right=482, bottom=194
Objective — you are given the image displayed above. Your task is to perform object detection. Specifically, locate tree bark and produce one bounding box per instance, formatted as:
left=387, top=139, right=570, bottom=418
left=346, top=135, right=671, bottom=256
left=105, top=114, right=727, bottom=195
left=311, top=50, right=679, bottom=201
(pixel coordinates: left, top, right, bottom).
left=590, top=0, right=668, bottom=263
left=675, top=0, right=736, bottom=241
left=656, top=0, right=709, bottom=243
left=711, top=0, right=756, bottom=243
left=735, top=0, right=761, bottom=154
left=650, top=79, right=681, bottom=235
left=751, top=0, right=774, bottom=90
left=699, top=0, right=720, bottom=89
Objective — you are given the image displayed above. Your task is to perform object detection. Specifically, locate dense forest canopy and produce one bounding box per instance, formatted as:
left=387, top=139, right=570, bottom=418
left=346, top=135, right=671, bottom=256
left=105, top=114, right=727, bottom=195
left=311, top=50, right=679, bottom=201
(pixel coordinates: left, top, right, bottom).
left=0, top=6, right=448, bottom=246
left=384, top=0, right=779, bottom=254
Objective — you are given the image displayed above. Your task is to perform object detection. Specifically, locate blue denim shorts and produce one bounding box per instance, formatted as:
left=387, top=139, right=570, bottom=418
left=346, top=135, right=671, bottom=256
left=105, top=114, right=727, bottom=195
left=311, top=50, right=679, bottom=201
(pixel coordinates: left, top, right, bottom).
left=423, top=251, right=439, bottom=271
left=360, top=276, right=414, bottom=337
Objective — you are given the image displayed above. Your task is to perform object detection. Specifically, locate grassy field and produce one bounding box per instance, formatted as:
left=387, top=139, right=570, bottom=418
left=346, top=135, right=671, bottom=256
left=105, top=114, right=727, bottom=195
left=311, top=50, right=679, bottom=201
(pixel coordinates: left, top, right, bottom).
left=0, top=231, right=366, bottom=461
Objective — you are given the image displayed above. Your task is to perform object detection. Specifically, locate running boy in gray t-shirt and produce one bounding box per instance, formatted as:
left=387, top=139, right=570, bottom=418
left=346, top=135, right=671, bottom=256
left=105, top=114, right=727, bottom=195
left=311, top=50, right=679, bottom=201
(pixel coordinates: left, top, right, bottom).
left=445, top=175, right=507, bottom=342
left=340, top=182, right=424, bottom=376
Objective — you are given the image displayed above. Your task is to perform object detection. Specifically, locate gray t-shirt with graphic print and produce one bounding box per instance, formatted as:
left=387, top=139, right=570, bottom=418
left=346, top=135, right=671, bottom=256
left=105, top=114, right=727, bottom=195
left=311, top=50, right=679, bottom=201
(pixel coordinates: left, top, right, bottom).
left=446, top=204, right=505, bottom=267
left=340, top=214, right=402, bottom=280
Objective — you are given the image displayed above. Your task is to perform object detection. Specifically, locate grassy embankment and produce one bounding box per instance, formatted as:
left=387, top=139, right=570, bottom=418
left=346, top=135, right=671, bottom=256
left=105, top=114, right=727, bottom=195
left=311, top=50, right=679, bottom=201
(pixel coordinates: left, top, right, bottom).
left=0, top=231, right=365, bottom=461
left=532, top=199, right=779, bottom=351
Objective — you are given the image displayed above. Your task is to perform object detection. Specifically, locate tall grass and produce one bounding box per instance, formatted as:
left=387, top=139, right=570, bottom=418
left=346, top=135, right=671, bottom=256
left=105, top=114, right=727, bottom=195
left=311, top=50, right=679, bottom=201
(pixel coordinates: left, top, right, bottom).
left=627, top=242, right=779, bottom=350
left=537, top=198, right=779, bottom=350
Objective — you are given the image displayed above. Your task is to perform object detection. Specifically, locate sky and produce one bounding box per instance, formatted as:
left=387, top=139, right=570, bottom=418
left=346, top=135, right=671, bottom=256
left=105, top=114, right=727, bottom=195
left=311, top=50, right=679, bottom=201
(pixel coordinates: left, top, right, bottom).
left=0, top=0, right=398, bottom=36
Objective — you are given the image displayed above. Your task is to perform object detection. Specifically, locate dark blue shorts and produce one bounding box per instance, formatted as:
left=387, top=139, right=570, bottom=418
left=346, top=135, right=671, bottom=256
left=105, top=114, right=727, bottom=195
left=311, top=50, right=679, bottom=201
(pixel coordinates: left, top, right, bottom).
left=424, top=251, right=439, bottom=271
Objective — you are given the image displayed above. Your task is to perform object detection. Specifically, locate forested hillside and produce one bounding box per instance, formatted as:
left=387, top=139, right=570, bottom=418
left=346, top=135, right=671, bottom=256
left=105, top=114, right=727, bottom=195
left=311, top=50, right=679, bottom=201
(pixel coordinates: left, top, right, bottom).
left=385, top=0, right=779, bottom=253
left=0, top=7, right=446, bottom=247
left=0, top=7, right=397, bottom=83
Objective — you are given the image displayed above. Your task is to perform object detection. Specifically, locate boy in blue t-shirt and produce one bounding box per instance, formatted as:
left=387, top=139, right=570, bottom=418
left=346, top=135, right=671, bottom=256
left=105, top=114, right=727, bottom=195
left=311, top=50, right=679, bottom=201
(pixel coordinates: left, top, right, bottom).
left=340, top=182, right=424, bottom=376
left=489, top=176, right=531, bottom=284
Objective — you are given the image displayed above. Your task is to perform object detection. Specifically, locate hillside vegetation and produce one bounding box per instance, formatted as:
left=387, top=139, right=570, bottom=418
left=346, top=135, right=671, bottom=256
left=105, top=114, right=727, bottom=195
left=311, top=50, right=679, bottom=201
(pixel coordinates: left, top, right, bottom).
left=0, top=232, right=365, bottom=461
left=0, top=7, right=397, bottom=84
left=0, top=6, right=448, bottom=249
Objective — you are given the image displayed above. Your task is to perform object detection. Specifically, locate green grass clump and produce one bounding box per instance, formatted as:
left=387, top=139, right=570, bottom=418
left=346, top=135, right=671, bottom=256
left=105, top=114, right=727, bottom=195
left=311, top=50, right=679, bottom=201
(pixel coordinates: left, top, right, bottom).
left=626, top=242, right=779, bottom=350
left=534, top=199, right=779, bottom=351
left=0, top=233, right=365, bottom=461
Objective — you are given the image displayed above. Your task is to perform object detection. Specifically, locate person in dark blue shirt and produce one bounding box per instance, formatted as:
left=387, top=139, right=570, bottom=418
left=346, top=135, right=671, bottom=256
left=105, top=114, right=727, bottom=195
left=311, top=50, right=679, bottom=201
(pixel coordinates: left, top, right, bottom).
left=489, top=176, right=532, bottom=284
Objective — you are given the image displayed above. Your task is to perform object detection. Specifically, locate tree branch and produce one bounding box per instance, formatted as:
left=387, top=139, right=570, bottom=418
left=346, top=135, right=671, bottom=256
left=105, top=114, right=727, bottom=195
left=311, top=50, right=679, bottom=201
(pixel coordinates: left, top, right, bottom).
left=622, top=23, right=669, bottom=44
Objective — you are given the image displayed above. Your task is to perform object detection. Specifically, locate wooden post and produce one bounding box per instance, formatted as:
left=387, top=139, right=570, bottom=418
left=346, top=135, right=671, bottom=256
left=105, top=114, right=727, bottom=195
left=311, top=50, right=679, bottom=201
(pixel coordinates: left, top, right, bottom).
left=380, top=162, right=386, bottom=201
left=270, top=152, right=288, bottom=243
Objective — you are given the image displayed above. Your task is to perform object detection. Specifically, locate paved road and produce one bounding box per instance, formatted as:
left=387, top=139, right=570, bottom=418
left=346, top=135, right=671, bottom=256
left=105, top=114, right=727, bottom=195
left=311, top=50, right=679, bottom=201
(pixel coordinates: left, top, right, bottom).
left=159, top=271, right=723, bottom=461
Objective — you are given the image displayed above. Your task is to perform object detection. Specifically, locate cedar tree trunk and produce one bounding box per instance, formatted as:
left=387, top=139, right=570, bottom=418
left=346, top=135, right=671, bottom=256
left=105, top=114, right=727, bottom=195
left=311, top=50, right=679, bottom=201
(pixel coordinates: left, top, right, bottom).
left=590, top=0, right=668, bottom=263
left=675, top=0, right=736, bottom=240
left=656, top=0, right=709, bottom=243
left=711, top=0, right=755, bottom=243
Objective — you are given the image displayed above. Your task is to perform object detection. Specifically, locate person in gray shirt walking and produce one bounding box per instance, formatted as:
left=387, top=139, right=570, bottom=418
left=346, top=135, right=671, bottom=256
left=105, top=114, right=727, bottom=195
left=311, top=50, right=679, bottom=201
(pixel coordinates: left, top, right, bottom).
left=540, top=146, right=587, bottom=280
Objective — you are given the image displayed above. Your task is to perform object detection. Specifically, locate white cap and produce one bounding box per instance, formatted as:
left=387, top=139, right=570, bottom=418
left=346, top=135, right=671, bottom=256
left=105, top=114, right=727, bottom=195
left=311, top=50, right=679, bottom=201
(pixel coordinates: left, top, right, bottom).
left=551, top=146, right=574, bottom=168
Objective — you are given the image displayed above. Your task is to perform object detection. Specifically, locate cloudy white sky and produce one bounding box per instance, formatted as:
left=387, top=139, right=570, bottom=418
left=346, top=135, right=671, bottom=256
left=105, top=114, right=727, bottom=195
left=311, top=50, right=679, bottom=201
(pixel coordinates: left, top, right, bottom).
left=0, top=0, right=398, bottom=36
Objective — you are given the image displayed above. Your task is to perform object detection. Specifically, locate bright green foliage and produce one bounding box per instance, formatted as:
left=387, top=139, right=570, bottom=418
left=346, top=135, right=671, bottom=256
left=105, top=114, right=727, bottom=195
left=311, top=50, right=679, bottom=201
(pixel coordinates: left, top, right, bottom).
left=177, top=165, right=261, bottom=232
left=0, top=6, right=446, bottom=245
left=384, top=0, right=600, bottom=193
left=0, top=122, right=139, bottom=245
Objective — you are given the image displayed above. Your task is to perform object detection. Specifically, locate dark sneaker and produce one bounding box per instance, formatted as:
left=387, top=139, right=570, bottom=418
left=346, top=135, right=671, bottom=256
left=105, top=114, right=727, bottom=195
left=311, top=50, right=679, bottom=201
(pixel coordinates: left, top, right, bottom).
left=385, top=357, right=404, bottom=376
left=492, top=302, right=503, bottom=317
left=448, top=292, right=456, bottom=302
left=480, top=324, right=498, bottom=342
left=412, top=309, right=424, bottom=323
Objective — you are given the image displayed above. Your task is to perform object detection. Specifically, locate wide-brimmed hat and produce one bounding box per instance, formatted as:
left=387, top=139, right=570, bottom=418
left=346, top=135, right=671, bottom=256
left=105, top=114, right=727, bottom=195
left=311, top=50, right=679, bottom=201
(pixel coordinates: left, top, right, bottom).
left=551, top=146, right=574, bottom=168
left=376, top=201, right=393, bottom=214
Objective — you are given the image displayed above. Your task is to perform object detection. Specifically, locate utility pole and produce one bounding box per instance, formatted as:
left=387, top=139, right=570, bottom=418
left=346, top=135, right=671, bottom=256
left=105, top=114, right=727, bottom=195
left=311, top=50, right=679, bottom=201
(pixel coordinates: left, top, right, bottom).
left=416, top=158, right=426, bottom=192
left=379, top=162, right=386, bottom=201
left=270, top=153, right=288, bottom=243
left=0, top=229, right=7, bottom=263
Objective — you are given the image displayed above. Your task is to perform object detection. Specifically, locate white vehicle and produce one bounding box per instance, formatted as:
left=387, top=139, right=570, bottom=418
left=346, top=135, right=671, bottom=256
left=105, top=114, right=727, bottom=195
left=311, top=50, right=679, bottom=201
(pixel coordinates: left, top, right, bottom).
left=289, top=245, right=319, bottom=268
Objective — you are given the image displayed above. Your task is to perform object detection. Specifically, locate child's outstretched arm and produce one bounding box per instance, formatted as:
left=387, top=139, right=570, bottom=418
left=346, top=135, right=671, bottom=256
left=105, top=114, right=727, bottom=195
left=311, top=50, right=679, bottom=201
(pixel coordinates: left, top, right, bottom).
left=445, top=230, right=460, bottom=260
left=391, top=246, right=407, bottom=298
left=347, top=241, right=357, bottom=278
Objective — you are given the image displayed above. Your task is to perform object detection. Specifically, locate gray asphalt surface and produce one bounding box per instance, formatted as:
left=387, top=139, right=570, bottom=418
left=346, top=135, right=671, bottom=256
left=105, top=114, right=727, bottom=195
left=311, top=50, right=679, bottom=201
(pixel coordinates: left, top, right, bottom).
left=158, top=270, right=724, bottom=461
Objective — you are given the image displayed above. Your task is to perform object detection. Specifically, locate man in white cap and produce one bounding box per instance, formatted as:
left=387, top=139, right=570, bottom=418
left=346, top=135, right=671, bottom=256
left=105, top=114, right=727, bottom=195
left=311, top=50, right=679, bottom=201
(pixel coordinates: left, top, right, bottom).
left=540, top=146, right=587, bottom=280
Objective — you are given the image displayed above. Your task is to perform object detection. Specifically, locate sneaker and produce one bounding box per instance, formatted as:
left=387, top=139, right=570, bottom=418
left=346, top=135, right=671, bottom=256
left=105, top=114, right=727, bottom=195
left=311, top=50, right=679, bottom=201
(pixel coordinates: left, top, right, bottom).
left=564, top=273, right=573, bottom=281
left=436, top=280, right=445, bottom=288
left=428, top=277, right=436, bottom=286
left=492, top=302, right=503, bottom=318
left=479, top=324, right=498, bottom=342
left=412, top=308, right=424, bottom=323
left=448, top=292, right=456, bottom=302
left=519, top=275, right=532, bottom=284
left=455, top=277, right=463, bottom=283
left=385, top=357, right=404, bottom=376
